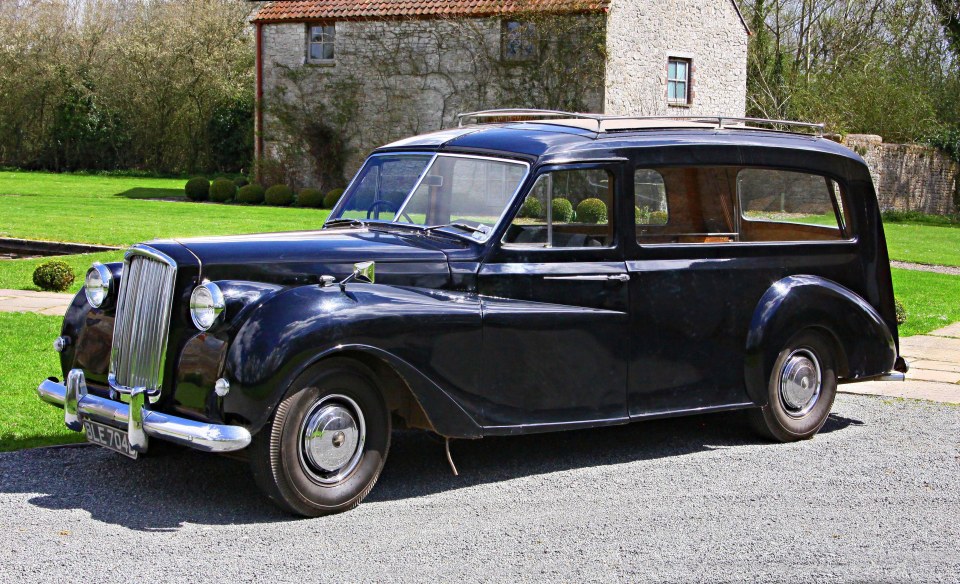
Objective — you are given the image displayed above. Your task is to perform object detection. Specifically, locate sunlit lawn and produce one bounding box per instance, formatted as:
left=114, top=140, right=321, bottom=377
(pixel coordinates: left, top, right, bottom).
left=0, top=313, right=85, bottom=452
left=0, top=170, right=330, bottom=247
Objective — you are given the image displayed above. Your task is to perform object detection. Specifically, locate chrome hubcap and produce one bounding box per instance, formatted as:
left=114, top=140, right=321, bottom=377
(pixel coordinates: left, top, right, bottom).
left=299, top=394, right=366, bottom=484
left=779, top=349, right=822, bottom=418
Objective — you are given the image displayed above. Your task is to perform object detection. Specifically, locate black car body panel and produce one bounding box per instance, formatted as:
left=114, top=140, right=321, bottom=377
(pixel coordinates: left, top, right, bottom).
left=54, top=122, right=902, bottom=443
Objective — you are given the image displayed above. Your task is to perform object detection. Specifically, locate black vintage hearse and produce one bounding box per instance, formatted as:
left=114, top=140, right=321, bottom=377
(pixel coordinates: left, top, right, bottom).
left=39, top=111, right=907, bottom=516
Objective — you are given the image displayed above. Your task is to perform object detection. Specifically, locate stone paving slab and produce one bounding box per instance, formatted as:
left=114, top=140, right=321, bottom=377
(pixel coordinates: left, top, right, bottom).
left=0, top=288, right=72, bottom=315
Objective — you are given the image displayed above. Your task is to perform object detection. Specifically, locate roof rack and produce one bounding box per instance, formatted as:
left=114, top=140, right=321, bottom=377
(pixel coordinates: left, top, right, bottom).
left=456, top=109, right=825, bottom=136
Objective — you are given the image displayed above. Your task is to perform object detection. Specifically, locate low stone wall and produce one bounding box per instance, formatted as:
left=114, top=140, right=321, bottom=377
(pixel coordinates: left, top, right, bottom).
left=846, top=134, right=958, bottom=215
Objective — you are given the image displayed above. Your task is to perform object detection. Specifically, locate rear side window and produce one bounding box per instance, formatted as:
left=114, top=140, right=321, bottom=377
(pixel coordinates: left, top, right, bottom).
left=633, top=166, right=849, bottom=244
left=738, top=169, right=847, bottom=239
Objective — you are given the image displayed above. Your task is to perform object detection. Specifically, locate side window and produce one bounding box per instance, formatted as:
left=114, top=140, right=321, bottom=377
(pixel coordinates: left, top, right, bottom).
left=634, top=169, right=668, bottom=226
left=738, top=168, right=848, bottom=241
left=636, top=167, right=739, bottom=244
left=503, top=168, right=614, bottom=248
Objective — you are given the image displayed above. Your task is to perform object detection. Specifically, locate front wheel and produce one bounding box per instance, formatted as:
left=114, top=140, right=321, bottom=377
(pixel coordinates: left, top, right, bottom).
left=250, top=359, right=391, bottom=517
left=749, top=330, right=838, bottom=442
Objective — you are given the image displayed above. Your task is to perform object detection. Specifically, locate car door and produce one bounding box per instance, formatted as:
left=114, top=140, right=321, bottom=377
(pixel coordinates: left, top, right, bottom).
left=477, top=162, right=630, bottom=431
left=625, top=160, right=857, bottom=417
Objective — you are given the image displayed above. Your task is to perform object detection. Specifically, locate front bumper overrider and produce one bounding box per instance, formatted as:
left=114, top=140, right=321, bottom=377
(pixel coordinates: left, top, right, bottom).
left=37, top=369, right=251, bottom=453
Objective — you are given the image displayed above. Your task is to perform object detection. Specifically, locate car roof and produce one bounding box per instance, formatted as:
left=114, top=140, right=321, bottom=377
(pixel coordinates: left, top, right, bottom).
left=376, top=120, right=866, bottom=167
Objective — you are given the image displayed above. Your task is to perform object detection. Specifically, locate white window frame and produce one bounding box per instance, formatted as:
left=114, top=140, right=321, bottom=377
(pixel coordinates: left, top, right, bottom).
left=667, top=57, right=691, bottom=106
left=307, top=24, right=336, bottom=64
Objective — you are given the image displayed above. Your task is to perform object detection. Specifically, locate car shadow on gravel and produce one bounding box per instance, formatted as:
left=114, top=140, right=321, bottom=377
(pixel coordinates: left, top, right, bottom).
left=0, top=411, right=862, bottom=530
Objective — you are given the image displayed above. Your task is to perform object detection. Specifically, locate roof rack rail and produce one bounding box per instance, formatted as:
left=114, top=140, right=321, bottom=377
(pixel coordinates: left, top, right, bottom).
left=456, top=109, right=825, bottom=136
left=457, top=109, right=602, bottom=126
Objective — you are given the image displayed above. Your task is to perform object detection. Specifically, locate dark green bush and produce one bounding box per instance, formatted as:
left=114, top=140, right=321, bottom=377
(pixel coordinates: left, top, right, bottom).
left=298, top=188, right=325, bottom=208
left=234, top=176, right=249, bottom=188
left=184, top=177, right=209, bottom=201
left=265, top=184, right=295, bottom=206
left=577, top=198, right=607, bottom=224
left=895, top=299, right=907, bottom=325
left=236, top=183, right=265, bottom=204
left=209, top=178, right=237, bottom=202
left=323, top=188, right=345, bottom=209
left=33, top=260, right=75, bottom=292
left=552, top=198, right=574, bottom=222
left=519, top=197, right=542, bottom=219
left=649, top=210, right=668, bottom=225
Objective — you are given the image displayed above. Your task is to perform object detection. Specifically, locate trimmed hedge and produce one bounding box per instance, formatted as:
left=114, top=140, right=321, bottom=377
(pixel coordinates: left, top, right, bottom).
left=519, top=197, right=542, bottom=219
left=895, top=299, right=907, bottom=325
left=552, top=198, right=574, bottom=222
left=237, top=183, right=265, bottom=204
left=234, top=177, right=249, bottom=188
left=209, top=178, right=237, bottom=203
left=297, top=188, right=324, bottom=208
left=184, top=177, right=209, bottom=201
left=323, top=188, right=345, bottom=209
left=33, top=260, right=75, bottom=292
left=265, top=184, right=295, bottom=206
left=577, top=198, right=607, bottom=224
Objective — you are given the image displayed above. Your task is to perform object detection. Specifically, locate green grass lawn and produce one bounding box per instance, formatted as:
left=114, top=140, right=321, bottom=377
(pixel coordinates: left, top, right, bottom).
left=892, top=268, right=960, bottom=337
left=0, top=313, right=85, bottom=452
left=0, top=170, right=330, bottom=247
left=0, top=251, right=126, bottom=293
left=884, top=222, right=960, bottom=267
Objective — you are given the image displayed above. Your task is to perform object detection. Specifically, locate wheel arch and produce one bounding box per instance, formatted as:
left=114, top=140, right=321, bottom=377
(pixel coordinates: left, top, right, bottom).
left=744, top=275, right=896, bottom=405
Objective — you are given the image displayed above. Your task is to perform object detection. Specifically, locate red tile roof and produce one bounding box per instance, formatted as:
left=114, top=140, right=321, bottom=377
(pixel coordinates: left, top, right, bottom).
left=252, top=0, right=610, bottom=23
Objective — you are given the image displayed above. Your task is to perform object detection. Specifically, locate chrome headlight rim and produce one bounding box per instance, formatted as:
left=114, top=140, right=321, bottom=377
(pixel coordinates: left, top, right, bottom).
left=84, top=262, right=112, bottom=308
left=189, top=282, right=226, bottom=331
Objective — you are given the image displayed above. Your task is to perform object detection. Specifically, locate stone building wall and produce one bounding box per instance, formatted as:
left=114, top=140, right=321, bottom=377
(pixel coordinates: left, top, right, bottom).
left=846, top=135, right=959, bottom=215
left=259, top=16, right=606, bottom=188
left=604, top=0, right=748, bottom=117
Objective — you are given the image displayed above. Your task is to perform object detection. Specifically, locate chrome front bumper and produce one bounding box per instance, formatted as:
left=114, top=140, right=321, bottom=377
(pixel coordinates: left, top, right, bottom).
left=37, top=369, right=251, bottom=453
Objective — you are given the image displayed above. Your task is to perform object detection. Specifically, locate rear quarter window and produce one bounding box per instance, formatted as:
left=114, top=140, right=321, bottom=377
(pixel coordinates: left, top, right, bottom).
left=738, top=168, right=849, bottom=241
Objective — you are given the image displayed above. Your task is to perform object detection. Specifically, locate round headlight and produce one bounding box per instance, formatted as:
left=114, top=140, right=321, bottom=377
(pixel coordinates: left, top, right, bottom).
left=84, top=263, right=112, bottom=308
left=190, top=282, right=225, bottom=331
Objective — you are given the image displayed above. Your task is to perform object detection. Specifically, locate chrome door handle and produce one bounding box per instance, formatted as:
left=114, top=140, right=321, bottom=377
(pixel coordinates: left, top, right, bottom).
left=543, top=274, right=630, bottom=282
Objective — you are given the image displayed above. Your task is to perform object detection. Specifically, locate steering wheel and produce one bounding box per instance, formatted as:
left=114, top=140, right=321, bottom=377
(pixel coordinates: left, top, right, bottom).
left=366, top=199, right=414, bottom=223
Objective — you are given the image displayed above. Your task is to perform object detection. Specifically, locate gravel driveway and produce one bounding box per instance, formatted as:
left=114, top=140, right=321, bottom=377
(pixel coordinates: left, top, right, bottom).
left=1, top=394, right=957, bottom=583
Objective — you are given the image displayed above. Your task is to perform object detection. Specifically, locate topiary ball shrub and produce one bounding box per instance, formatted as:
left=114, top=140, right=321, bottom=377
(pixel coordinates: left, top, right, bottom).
left=895, top=299, right=907, bottom=325
left=577, top=198, right=608, bottom=224
left=209, top=178, right=237, bottom=203
left=234, top=177, right=249, bottom=188
left=519, top=197, right=542, bottom=219
left=265, top=184, right=295, bottom=206
left=649, top=210, right=668, bottom=225
left=323, top=188, right=345, bottom=209
left=298, top=188, right=325, bottom=208
left=552, top=198, right=574, bottom=222
left=184, top=177, right=209, bottom=201
left=236, top=183, right=265, bottom=204
left=33, top=260, right=75, bottom=292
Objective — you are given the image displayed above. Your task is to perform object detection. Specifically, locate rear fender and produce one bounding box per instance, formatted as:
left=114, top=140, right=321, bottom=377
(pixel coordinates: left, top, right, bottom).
left=744, top=275, right=896, bottom=405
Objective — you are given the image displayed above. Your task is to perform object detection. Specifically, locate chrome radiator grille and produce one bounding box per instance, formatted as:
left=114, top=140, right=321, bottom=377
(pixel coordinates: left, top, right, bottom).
left=109, top=248, right=177, bottom=395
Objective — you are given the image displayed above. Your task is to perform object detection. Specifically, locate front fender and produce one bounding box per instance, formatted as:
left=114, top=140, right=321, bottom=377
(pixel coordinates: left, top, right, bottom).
left=744, top=275, right=896, bottom=405
left=221, top=284, right=484, bottom=437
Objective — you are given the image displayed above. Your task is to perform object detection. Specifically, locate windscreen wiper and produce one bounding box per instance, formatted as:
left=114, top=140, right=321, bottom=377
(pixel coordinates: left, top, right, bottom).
left=324, top=219, right=366, bottom=228
left=425, top=222, right=490, bottom=237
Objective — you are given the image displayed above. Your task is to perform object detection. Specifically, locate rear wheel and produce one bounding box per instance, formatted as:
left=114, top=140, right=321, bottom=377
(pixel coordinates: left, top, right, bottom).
left=749, top=330, right=837, bottom=442
left=250, top=359, right=390, bottom=517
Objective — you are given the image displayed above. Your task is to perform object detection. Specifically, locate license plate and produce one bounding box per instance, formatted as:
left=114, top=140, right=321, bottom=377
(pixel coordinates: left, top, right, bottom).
left=83, top=420, right=138, bottom=460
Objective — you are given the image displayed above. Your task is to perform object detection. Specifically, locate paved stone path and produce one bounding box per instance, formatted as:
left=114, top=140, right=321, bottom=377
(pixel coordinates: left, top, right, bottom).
left=0, top=289, right=73, bottom=316
left=1, top=287, right=957, bottom=403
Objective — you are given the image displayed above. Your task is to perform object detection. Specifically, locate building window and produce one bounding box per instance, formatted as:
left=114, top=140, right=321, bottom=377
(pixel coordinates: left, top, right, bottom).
left=502, top=21, right=537, bottom=61
left=308, top=24, right=335, bottom=62
left=667, top=58, right=691, bottom=105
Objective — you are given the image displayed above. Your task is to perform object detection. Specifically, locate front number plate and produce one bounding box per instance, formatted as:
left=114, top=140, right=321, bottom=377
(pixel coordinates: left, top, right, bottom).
left=83, top=420, right=138, bottom=460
